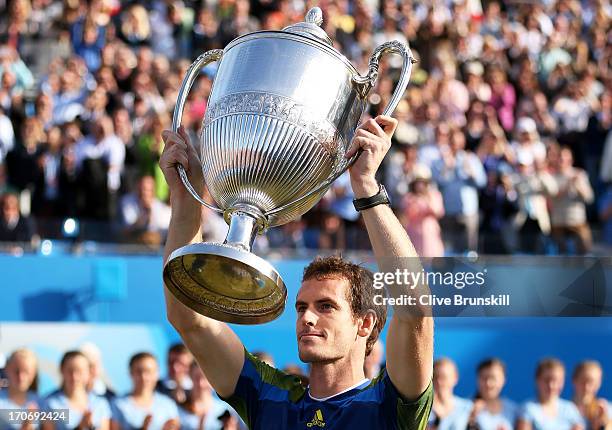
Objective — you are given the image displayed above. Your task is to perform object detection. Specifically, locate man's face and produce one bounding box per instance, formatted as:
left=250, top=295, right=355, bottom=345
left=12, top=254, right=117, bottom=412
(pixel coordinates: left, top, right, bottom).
left=169, top=351, right=192, bottom=382
left=131, top=357, right=159, bottom=392
left=295, top=277, right=361, bottom=363
left=2, top=195, right=19, bottom=221
left=190, top=364, right=212, bottom=392
left=451, top=131, right=466, bottom=152
left=560, top=149, right=573, bottom=169
left=138, top=177, right=155, bottom=209
left=433, top=361, right=458, bottom=394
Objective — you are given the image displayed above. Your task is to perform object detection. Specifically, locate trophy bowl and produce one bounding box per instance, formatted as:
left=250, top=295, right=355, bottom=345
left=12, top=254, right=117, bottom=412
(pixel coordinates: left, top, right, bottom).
left=164, top=8, right=415, bottom=324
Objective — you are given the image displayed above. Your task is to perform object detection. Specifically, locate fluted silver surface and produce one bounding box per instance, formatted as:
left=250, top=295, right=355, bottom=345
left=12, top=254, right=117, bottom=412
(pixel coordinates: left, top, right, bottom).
left=202, top=98, right=344, bottom=226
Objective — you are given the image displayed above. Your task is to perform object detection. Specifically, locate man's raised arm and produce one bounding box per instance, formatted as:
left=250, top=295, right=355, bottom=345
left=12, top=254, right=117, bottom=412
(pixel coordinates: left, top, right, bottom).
left=346, top=116, right=434, bottom=401
left=160, top=127, right=244, bottom=398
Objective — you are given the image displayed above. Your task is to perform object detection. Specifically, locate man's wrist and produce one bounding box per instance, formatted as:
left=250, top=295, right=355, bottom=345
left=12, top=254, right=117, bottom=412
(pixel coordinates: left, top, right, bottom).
left=351, top=177, right=379, bottom=199
left=170, top=199, right=202, bottom=222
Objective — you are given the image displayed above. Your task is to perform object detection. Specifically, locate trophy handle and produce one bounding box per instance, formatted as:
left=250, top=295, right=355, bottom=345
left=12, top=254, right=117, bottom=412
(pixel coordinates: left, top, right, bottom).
left=266, top=42, right=416, bottom=218
left=172, top=49, right=225, bottom=213
left=353, top=40, right=417, bottom=115
left=264, top=159, right=356, bottom=217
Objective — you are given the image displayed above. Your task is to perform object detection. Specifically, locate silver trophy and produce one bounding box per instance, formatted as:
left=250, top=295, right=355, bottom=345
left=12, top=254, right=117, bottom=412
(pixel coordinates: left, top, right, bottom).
left=164, top=7, right=415, bottom=324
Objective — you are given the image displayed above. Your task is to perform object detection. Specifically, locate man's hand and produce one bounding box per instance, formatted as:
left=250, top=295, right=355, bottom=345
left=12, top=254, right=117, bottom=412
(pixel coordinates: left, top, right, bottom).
left=160, top=126, right=205, bottom=205
left=345, top=115, right=398, bottom=198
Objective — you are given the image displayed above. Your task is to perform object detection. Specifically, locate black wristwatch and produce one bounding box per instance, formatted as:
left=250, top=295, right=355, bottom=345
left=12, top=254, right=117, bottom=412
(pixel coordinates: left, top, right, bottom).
left=353, top=184, right=391, bottom=211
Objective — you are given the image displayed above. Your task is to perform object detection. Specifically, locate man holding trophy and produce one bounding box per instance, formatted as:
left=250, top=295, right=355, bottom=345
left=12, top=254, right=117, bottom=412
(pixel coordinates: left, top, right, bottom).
left=160, top=7, right=432, bottom=429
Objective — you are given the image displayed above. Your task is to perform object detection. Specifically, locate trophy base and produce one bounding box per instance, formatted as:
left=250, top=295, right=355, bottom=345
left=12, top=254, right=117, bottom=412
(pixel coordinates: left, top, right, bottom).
left=163, top=242, right=287, bottom=325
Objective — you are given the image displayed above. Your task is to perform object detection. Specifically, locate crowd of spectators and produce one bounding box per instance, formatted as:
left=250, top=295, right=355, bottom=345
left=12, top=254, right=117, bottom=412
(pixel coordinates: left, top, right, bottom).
left=0, top=0, right=610, bottom=256
left=0, top=343, right=250, bottom=429
left=429, top=357, right=611, bottom=430
left=0, top=343, right=610, bottom=429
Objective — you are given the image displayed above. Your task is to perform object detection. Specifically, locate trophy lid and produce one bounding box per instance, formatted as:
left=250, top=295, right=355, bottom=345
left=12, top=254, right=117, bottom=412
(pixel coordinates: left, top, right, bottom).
left=283, top=7, right=333, bottom=46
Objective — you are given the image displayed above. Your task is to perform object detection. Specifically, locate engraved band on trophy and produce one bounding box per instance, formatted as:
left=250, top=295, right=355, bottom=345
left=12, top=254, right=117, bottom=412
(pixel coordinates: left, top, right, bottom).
left=163, top=7, right=416, bottom=324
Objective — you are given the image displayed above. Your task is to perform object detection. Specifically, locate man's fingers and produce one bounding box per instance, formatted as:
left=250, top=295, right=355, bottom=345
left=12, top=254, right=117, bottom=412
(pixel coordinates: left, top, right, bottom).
left=178, top=155, right=189, bottom=170
left=345, top=137, right=369, bottom=158
left=346, top=136, right=377, bottom=158
left=161, top=143, right=189, bottom=170
left=362, top=118, right=386, bottom=137
left=162, top=130, right=183, bottom=146
left=355, top=127, right=378, bottom=140
left=346, top=125, right=386, bottom=158
left=345, top=139, right=360, bottom=158
left=162, top=133, right=188, bottom=156
left=162, top=128, right=190, bottom=148
left=354, top=137, right=377, bottom=152
left=177, top=126, right=201, bottom=159
left=375, top=115, right=399, bottom=137
left=173, top=150, right=189, bottom=170
left=375, top=115, right=396, bottom=126
left=178, top=126, right=193, bottom=152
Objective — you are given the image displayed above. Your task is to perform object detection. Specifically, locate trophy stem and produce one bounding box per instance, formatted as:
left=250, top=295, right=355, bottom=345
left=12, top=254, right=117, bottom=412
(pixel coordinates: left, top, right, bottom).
left=224, top=211, right=259, bottom=251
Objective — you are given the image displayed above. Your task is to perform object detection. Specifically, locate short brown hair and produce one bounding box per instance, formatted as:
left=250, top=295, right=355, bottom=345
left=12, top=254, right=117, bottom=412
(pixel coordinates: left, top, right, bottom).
left=60, top=350, right=89, bottom=370
left=477, top=358, right=506, bottom=375
left=168, top=343, right=189, bottom=355
left=129, top=352, right=157, bottom=369
left=535, top=358, right=564, bottom=378
left=302, top=256, right=386, bottom=357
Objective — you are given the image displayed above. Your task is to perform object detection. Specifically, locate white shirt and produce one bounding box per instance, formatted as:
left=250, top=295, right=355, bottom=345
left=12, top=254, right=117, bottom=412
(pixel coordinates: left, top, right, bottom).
left=553, top=97, right=591, bottom=133
left=0, top=113, right=15, bottom=164
left=120, top=194, right=171, bottom=233
left=511, top=140, right=547, bottom=165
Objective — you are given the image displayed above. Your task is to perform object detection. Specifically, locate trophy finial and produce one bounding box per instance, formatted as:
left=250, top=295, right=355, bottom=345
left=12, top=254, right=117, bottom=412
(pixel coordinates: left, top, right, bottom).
left=283, top=6, right=331, bottom=45
left=306, top=7, right=323, bottom=27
